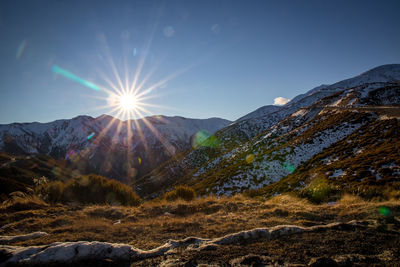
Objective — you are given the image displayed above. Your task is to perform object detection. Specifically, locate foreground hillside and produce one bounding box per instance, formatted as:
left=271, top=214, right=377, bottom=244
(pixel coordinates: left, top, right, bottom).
left=1, top=194, right=399, bottom=266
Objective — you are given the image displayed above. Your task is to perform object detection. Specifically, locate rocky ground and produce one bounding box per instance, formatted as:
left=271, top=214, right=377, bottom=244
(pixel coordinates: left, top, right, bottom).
left=1, top=194, right=400, bottom=266
left=139, top=226, right=400, bottom=266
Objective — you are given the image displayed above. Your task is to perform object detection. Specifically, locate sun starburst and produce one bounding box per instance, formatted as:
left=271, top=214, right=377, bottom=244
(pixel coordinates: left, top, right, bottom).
left=64, top=28, right=202, bottom=183
left=106, top=91, right=144, bottom=118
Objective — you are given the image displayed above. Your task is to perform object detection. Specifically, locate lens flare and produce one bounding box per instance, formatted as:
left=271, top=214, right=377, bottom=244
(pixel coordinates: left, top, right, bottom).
left=87, top=132, right=95, bottom=140
left=16, top=40, right=27, bottom=59
left=74, top=30, right=199, bottom=182
left=192, top=130, right=220, bottom=149
left=378, top=206, right=391, bottom=216
left=282, top=162, right=295, bottom=173
left=52, top=64, right=101, bottom=91
left=246, top=154, right=255, bottom=164
left=163, top=26, right=175, bottom=37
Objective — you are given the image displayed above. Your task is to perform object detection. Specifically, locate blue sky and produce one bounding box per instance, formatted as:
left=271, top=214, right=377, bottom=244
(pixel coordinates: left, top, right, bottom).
left=1, top=0, right=400, bottom=123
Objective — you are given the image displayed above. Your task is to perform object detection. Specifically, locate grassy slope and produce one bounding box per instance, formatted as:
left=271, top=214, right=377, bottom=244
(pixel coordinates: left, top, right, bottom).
left=0, top=153, right=74, bottom=200
left=250, top=118, right=400, bottom=199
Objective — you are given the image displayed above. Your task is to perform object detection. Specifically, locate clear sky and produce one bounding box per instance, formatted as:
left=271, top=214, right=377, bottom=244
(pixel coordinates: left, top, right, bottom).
left=1, top=0, right=400, bottom=123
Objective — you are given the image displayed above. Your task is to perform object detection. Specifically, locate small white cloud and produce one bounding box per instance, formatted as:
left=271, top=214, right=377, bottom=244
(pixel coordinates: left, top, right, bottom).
left=274, top=97, right=290, bottom=106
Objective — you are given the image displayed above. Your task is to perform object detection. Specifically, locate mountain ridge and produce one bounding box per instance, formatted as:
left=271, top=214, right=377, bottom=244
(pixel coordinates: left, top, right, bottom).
left=0, top=64, right=399, bottom=199
left=136, top=64, right=400, bottom=198
left=0, top=114, right=231, bottom=183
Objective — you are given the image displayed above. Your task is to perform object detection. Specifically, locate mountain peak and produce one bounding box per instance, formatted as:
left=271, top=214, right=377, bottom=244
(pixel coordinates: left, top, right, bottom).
left=360, top=64, right=400, bottom=77
left=236, top=105, right=282, bottom=121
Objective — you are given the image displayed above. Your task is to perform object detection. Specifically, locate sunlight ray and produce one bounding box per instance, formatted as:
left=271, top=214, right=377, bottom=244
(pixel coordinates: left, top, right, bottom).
left=130, top=116, right=152, bottom=167
left=99, top=34, right=126, bottom=95
left=123, top=56, right=130, bottom=96
left=128, top=4, right=162, bottom=96
left=132, top=57, right=164, bottom=96
left=94, top=108, right=125, bottom=146
left=134, top=67, right=190, bottom=99
left=137, top=102, right=182, bottom=111
left=135, top=111, right=177, bottom=157
left=96, top=69, right=125, bottom=95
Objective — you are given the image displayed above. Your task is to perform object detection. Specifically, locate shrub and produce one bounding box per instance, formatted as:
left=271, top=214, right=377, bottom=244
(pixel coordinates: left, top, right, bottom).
left=164, top=185, right=196, bottom=201
left=39, top=175, right=141, bottom=206
left=40, top=181, right=64, bottom=203
left=300, top=177, right=332, bottom=203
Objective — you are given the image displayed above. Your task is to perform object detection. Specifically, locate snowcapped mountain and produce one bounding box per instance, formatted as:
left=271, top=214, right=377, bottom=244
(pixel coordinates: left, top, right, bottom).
left=226, top=64, right=400, bottom=144
left=0, top=115, right=230, bottom=182
left=138, top=64, right=400, bottom=198
left=236, top=105, right=282, bottom=121
left=1, top=64, right=399, bottom=197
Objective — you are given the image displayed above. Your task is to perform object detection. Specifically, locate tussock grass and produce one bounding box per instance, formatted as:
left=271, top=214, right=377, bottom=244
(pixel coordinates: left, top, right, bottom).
left=163, top=185, right=196, bottom=201
left=1, top=192, right=48, bottom=212
left=37, top=174, right=141, bottom=206
left=338, top=194, right=365, bottom=205
left=0, top=193, right=399, bottom=250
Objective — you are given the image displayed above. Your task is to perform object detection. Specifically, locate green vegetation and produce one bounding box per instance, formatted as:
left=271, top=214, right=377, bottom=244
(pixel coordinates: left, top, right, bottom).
left=299, top=177, right=333, bottom=203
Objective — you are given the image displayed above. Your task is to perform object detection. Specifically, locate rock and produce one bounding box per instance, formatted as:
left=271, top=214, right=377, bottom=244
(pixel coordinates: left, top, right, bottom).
left=3, top=241, right=132, bottom=265
left=308, top=257, right=338, bottom=267
left=0, top=220, right=375, bottom=266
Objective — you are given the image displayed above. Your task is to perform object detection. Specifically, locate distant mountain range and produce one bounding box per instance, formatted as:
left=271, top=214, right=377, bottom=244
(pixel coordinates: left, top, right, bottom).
left=0, top=64, right=399, bottom=199
left=0, top=115, right=230, bottom=183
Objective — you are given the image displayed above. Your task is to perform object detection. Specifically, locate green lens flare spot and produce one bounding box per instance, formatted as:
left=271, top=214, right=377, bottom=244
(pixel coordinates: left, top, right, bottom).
left=378, top=206, right=391, bottom=217
left=282, top=162, right=295, bottom=173
left=192, top=130, right=220, bottom=149
left=87, top=132, right=95, bottom=140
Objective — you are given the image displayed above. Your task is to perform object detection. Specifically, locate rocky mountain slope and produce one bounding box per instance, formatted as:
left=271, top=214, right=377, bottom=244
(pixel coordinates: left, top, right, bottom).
left=0, top=115, right=230, bottom=183
left=138, top=64, right=400, bottom=198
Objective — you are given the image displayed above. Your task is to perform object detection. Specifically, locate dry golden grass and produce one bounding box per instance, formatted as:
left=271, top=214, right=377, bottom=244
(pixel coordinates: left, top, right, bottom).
left=1, top=193, right=399, bottom=250
left=0, top=192, right=48, bottom=212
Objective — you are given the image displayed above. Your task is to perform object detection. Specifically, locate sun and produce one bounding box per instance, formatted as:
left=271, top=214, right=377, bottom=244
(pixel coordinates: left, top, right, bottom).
left=105, top=90, right=146, bottom=120
left=118, top=93, right=137, bottom=111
